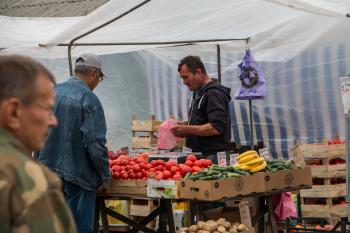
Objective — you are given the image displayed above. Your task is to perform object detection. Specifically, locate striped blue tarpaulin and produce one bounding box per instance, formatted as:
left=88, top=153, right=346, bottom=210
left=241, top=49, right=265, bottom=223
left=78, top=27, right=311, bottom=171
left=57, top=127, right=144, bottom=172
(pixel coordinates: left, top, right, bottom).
left=145, top=43, right=350, bottom=158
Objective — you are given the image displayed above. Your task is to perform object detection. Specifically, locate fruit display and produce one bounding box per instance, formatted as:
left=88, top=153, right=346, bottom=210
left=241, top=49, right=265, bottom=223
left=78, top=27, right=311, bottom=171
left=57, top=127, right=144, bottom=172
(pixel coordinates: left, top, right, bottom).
left=109, top=154, right=212, bottom=180
left=179, top=218, right=249, bottom=233
left=233, top=150, right=267, bottom=172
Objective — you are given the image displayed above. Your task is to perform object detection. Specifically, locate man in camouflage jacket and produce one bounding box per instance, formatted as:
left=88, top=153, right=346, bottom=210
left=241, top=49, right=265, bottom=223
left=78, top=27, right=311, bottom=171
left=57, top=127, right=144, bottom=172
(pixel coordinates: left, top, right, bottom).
left=0, top=55, right=77, bottom=233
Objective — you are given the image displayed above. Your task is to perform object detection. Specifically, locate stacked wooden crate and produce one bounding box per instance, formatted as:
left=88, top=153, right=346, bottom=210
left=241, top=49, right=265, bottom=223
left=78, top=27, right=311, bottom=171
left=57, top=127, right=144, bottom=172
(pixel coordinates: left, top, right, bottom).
left=131, top=115, right=185, bottom=150
left=292, top=143, right=347, bottom=225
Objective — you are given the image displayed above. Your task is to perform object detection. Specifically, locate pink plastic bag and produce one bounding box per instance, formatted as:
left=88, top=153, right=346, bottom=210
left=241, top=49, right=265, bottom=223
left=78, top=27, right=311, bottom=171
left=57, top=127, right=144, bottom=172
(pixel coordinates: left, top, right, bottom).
left=157, top=119, right=179, bottom=150
left=272, top=192, right=297, bottom=221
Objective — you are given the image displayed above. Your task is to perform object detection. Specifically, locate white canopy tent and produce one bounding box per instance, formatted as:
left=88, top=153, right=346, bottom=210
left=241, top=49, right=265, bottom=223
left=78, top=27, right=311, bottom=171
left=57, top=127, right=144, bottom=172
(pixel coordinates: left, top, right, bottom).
left=1, top=0, right=350, bottom=156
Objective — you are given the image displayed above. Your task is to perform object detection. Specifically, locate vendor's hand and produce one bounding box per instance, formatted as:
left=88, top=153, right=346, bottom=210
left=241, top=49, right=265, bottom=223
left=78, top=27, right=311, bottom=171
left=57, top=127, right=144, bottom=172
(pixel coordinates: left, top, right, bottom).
left=97, top=184, right=107, bottom=194
left=171, top=125, right=188, bottom=137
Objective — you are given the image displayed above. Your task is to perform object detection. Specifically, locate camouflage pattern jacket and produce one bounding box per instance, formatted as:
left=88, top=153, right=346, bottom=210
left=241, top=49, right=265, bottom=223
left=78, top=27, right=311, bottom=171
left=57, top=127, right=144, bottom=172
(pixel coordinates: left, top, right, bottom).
left=0, top=128, right=77, bottom=233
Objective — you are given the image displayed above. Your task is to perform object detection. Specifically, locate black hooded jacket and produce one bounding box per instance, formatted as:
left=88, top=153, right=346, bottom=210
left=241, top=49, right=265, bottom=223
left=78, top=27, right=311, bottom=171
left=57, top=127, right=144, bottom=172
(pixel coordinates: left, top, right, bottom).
left=186, top=79, right=231, bottom=155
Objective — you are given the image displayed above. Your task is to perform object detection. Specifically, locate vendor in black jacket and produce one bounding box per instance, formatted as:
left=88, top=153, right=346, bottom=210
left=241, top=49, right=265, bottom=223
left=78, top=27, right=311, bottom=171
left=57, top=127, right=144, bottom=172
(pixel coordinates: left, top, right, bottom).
left=172, top=55, right=231, bottom=158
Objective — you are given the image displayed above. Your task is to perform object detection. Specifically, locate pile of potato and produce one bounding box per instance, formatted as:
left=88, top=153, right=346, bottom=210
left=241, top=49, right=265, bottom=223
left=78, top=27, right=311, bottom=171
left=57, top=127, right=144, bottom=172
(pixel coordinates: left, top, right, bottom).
left=179, top=218, right=249, bottom=233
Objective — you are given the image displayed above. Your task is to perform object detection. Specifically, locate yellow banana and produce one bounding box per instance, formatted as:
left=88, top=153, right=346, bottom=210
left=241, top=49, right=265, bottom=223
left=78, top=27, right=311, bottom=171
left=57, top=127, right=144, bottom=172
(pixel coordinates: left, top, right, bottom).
left=236, top=150, right=257, bottom=161
left=250, top=160, right=267, bottom=173
left=238, top=153, right=259, bottom=163
left=243, top=157, right=265, bottom=166
left=234, top=163, right=252, bottom=170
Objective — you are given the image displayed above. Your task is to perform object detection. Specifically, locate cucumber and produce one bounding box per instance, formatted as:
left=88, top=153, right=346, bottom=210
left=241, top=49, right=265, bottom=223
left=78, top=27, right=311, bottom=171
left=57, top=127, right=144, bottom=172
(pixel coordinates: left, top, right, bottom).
left=208, top=170, right=222, bottom=175
left=285, top=160, right=292, bottom=169
left=266, top=165, right=272, bottom=171
left=225, top=166, right=236, bottom=172
left=211, top=165, right=227, bottom=172
left=188, top=173, right=204, bottom=180
left=227, top=172, right=241, bottom=178
left=184, top=172, right=191, bottom=179
left=211, top=173, right=223, bottom=180
left=277, top=166, right=286, bottom=170
left=199, top=168, right=209, bottom=174
left=218, top=175, right=227, bottom=180
left=198, top=176, right=212, bottom=180
left=233, top=169, right=250, bottom=176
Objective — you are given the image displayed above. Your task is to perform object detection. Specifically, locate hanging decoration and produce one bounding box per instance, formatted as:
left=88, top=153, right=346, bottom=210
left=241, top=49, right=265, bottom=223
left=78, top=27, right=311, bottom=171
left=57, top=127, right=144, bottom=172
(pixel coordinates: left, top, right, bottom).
left=234, top=49, right=267, bottom=100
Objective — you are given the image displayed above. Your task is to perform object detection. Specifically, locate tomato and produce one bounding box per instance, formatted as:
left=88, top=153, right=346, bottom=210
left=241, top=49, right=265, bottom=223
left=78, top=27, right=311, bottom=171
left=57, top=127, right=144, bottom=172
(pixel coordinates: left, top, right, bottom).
left=112, top=172, right=120, bottom=179
left=121, top=159, right=129, bottom=166
left=126, top=165, right=132, bottom=170
left=170, top=166, right=179, bottom=174
left=192, top=166, right=201, bottom=172
left=180, top=165, right=192, bottom=176
left=186, top=154, right=197, bottom=162
left=151, top=160, right=158, bottom=167
left=156, top=173, right=163, bottom=180
left=194, top=160, right=202, bottom=167
left=165, top=161, right=177, bottom=170
left=149, top=168, right=155, bottom=172
left=185, top=160, right=193, bottom=167
left=145, top=164, right=153, bottom=170
left=156, top=159, right=165, bottom=166
left=129, top=173, right=135, bottom=179
left=137, top=172, right=143, bottom=179
left=133, top=164, right=141, bottom=171
left=173, top=174, right=182, bottom=180
left=156, top=165, right=164, bottom=171
left=111, top=165, right=121, bottom=173
left=130, top=161, right=136, bottom=166
left=122, top=173, right=129, bottom=179
left=163, top=170, right=171, bottom=179
left=139, top=162, right=146, bottom=169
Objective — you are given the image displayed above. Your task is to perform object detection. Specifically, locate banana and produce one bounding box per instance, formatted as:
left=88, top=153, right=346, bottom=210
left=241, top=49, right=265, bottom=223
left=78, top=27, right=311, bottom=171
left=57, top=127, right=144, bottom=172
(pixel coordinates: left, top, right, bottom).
left=243, top=157, right=265, bottom=166
left=250, top=160, right=267, bottom=173
left=236, top=150, right=257, bottom=161
left=234, top=163, right=252, bottom=170
left=238, top=153, right=259, bottom=163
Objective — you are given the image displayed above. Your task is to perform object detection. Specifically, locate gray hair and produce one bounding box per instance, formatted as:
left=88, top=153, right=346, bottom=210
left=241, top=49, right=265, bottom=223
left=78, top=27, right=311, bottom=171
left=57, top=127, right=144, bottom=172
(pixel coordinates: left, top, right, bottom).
left=0, top=55, right=55, bottom=106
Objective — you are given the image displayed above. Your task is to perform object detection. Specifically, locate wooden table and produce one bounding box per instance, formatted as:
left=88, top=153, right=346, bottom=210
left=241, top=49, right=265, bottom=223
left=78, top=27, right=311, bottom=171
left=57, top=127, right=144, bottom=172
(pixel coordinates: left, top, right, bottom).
left=94, top=185, right=311, bottom=233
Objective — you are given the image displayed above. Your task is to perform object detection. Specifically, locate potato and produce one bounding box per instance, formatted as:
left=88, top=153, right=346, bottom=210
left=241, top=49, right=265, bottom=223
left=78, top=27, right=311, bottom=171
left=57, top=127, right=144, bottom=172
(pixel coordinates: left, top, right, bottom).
left=180, top=232, right=187, bottom=233
left=201, top=231, right=210, bottom=233
left=180, top=227, right=189, bottom=232
left=237, top=224, right=248, bottom=232
left=223, top=222, right=231, bottom=230
left=229, top=229, right=238, bottom=233
left=204, top=222, right=218, bottom=232
left=217, top=226, right=226, bottom=233
left=189, top=225, right=198, bottom=232
left=232, top=222, right=240, bottom=227
left=197, top=221, right=206, bottom=230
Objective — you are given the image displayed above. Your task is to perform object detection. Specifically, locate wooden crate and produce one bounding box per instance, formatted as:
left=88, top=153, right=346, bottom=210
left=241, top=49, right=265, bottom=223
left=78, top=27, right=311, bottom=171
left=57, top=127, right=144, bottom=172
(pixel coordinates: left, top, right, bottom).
left=131, top=114, right=185, bottom=150
left=108, top=180, right=147, bottom=196
left=292, top=143, right=344, bottom=160
left=301, top=204, right=347, bottom=225
left=130, top=198, right=159, bottom=217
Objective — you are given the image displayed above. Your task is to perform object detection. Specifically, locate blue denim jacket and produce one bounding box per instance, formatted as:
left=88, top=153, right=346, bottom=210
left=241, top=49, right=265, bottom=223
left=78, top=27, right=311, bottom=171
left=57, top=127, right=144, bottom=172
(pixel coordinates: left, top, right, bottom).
left=38, top=77, right=111, bottom=192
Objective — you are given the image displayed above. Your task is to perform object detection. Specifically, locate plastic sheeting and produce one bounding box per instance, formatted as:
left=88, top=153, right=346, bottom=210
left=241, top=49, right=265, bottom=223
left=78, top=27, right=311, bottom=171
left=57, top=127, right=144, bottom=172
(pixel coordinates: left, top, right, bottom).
left=1, top=0, right=349, bottom=62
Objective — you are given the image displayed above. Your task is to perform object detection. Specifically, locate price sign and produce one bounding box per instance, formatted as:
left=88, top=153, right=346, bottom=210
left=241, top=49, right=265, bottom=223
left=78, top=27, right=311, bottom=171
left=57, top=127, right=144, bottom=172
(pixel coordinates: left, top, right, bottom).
left=217, top=151, right=227, bottom=166
left=259, top=147, right=271, bottom=161
left=340, top=76, right=350, bottom=114
left=229, top=153, right=239, bottom=165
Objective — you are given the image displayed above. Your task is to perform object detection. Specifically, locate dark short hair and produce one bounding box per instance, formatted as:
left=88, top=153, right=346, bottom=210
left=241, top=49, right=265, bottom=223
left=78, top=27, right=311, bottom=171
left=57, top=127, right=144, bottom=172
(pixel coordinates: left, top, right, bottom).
left=178, top=55, right=207, bottom=75
left=0, top=55, right=55, bottom=106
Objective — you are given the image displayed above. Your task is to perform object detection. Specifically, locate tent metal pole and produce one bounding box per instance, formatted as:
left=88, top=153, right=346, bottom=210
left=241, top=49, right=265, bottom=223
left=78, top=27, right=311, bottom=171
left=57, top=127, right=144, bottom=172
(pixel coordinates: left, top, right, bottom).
left=216, top=44, right=221, bottom=83
left=249, top=99, right=254, bottom=149
left=57, top=38, right=249, bottom=47
left=345, top=113, right=350, bottom=220
left=66, top=0, right=152, bottom=74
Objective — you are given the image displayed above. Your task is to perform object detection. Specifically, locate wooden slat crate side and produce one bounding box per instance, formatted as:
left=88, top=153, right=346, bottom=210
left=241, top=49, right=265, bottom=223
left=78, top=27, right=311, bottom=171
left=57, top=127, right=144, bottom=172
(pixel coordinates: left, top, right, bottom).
left=108, top=180, right=147, bottom=195
left=131, top=120, right=163, bottom=132
left=131, top=137, right=157, bottom=149
left=301, top=204, right=347, bottom=218
left=311, top=170, right=346, bottom=178
left=295, top=144, right=344, bottom=159
left=300, top=184, right=346, bottom=198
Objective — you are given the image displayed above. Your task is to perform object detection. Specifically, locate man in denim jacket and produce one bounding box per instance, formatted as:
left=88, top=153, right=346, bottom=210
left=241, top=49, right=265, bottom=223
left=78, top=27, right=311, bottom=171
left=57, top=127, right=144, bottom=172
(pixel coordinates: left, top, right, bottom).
left=38, top=53, right=111, bottom=233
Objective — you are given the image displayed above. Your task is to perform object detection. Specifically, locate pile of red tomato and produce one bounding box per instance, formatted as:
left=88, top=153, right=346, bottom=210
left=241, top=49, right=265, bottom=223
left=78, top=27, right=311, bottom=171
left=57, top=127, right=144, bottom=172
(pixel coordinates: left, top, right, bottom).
left=109, top=153, right=212, bottom=181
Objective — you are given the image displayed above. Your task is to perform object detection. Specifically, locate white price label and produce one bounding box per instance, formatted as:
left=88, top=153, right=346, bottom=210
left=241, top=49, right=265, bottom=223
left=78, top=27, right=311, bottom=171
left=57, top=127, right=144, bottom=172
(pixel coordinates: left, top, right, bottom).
left=340, top=76, right=350, bottom=114
left=217, top=151, right=227, bottom=166
left=229, top=154, right=239, bottom=165
left=259, top=148, right=271, bottom=161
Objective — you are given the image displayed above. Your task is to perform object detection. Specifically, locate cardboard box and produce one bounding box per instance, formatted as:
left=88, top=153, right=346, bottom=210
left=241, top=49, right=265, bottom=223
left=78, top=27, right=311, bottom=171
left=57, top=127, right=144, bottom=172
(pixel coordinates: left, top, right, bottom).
left=108, top=180, right=147, bottom=195
left=262, top=167, right=312, bottom=191
left=179, top=174, right=264, bottom=201
left=147, top=179, right=180, bottom=198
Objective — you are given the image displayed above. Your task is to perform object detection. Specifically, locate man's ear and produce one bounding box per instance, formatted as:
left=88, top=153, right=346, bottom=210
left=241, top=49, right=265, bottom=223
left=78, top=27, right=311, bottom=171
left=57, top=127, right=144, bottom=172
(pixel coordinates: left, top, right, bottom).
left=0, top=98, right=22, bottom=130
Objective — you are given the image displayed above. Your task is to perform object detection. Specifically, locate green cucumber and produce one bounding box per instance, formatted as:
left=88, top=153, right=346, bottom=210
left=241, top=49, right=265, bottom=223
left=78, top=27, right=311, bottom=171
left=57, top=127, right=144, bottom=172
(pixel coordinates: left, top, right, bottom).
left=211, top=173, right=223, bottom=180
left=184, top=172, right=191, bottom=179
left=188, top=173, right=204, bottom=180
left=233, top=169, right=250, bottom=176
left=198, top=176, right=212, bottom=180
left=227, top=172, right=241, bottom=178
left=211, top=165, right=227, bottom=172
